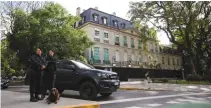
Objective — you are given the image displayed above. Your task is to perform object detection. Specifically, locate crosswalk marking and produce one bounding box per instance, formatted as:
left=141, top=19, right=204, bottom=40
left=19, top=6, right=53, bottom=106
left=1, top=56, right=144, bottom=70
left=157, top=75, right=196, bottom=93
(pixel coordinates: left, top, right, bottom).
left=126, top=106, right=142, bottom=108
left=147, top=103, right=162, bottom=107
left=207, top=97, right=211, bottom=99
left=166, top=101, right=180, bottom=104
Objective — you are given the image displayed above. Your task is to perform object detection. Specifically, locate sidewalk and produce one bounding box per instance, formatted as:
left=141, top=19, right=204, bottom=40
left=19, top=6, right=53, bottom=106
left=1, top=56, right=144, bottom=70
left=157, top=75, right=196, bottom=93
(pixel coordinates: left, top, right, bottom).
left=120, top=81, right=211, bottom=92
left=1, top=90, right=97, bottom=108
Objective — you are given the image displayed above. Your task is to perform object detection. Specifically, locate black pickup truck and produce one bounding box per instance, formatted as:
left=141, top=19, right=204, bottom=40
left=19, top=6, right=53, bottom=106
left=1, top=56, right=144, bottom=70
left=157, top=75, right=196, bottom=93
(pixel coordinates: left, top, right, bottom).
left=55, top=60, right=120, bottom=100
left=25, top=60, right=120, bottom=100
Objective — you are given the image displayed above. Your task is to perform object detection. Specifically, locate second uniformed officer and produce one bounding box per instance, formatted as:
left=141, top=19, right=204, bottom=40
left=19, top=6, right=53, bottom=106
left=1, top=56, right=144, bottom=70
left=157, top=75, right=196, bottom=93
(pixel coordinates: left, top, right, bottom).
left=29, top=48, right=46, bottom=102
left=42, top=50, right=57, bottom=99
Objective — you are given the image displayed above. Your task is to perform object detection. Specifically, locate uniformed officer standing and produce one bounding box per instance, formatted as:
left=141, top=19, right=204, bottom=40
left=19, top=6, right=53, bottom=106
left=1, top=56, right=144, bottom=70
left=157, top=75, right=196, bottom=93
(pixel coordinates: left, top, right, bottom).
left=29, top=48, right=46, bottom=102
left=42, top=50, right=57, bottom=99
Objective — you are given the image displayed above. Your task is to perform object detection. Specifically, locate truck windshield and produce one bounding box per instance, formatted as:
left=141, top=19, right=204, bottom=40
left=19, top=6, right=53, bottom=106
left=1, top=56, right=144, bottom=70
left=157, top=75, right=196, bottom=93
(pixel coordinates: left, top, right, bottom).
left=71, top=60, right=95, bottom=69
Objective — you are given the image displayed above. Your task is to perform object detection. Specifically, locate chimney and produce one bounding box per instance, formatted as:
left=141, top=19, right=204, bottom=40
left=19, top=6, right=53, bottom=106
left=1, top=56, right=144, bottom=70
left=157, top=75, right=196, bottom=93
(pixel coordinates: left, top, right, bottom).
left=76, top=7, right=81, bottom=27
left=94, top=6, right=98, bottom=10
left=113, top=12, right=116, bottom=16
left=76, top=7, right=81, bottom=16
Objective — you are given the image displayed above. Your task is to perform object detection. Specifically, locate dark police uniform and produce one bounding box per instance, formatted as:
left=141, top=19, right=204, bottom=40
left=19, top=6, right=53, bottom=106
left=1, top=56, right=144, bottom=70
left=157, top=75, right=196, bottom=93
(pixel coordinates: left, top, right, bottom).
left=42, top=55, right=57, bottom=97
left=29, top=54, right=46, bottom=101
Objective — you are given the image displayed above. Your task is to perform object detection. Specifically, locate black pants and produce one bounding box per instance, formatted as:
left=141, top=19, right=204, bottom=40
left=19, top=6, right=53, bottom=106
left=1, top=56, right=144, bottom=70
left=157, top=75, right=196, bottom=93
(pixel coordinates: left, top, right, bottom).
left=29, top=69, right=42, bottom=97
left=42, top=71, right=56, bottom=95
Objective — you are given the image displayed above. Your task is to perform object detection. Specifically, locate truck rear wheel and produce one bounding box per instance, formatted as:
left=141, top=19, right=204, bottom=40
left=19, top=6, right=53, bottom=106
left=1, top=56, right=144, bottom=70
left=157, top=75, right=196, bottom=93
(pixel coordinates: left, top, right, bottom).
left=79, top=82, right=98, bottom=100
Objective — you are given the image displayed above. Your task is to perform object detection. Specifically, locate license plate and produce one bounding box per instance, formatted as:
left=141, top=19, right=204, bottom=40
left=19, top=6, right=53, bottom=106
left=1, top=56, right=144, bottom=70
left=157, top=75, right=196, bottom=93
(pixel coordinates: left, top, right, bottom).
left=114, top=82, right=119, bottom=85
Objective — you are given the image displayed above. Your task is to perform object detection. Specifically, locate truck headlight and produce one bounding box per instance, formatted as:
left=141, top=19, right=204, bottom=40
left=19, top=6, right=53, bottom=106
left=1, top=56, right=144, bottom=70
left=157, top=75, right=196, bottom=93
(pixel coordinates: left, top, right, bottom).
left=97, top=73, right=109, bottom=79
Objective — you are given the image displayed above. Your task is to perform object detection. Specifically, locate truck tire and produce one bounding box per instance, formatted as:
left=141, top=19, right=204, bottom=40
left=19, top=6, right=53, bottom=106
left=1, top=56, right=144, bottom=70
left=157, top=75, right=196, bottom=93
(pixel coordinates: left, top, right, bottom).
left=100, top=93, right=112, bottom=97
left=79, top=82, right=98, bottom=100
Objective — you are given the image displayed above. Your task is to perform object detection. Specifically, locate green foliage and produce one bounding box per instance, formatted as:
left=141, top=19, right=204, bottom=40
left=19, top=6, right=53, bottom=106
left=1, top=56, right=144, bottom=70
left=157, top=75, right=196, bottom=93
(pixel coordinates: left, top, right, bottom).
left=6, top=2, right=92, bottom=67
left=1, top=40, right=20, bottom=76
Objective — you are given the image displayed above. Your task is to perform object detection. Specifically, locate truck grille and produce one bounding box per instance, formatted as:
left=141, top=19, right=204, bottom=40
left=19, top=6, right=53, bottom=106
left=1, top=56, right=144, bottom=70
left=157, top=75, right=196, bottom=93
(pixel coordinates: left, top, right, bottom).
left=109, top=74, right=118, bottom=80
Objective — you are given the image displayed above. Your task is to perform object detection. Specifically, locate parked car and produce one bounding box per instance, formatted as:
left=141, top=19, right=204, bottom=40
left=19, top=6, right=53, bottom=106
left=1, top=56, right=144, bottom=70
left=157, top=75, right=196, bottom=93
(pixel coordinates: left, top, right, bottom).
left=55, top=60, right=120, bottom=100
left=1, top=77, right=10, bottom=89
left=24, top=60, right=120, bottom=100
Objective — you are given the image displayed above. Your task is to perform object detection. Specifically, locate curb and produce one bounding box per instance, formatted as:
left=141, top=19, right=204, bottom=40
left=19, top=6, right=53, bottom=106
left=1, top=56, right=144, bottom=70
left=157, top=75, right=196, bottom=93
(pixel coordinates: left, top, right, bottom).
left=119, top=87, right=167, bottom=91
left=57, top=103, right=100, bottom=108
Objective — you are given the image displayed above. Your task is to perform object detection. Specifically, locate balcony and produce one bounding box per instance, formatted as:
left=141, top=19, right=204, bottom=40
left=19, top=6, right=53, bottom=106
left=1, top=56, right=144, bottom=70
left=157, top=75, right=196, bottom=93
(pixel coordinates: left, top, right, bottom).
left=115, top=42, right=120, bottom=45
left=104, top=40, right=109, bottom=44
left=131, top=44, right=135, bottom=48
left=94, top=38, right=100, bottom=42
left=138, top=46, right=142, bottom=49
left=103, top=60, right=111, bottom=64
left=131, top=61, right=139, bottom=66
left=124, top=43, right=128, bottom=47
left=93, top=59, right=101, bottom=64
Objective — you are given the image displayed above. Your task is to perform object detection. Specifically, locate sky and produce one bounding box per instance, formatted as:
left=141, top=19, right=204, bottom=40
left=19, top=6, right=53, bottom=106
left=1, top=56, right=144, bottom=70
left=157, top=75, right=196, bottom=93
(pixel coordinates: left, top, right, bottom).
left=55, top=0, right=171, bottom=45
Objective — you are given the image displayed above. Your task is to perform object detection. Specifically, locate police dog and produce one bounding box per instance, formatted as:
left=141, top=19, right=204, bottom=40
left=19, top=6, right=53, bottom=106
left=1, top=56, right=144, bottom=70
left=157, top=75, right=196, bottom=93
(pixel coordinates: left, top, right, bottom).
left=47, top=88, right=60, bottom=104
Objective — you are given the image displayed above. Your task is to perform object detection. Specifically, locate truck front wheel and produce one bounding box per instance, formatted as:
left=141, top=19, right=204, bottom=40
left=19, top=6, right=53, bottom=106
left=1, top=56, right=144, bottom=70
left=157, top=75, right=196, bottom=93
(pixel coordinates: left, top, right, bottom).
left=79, top=82, right=98, bottom=100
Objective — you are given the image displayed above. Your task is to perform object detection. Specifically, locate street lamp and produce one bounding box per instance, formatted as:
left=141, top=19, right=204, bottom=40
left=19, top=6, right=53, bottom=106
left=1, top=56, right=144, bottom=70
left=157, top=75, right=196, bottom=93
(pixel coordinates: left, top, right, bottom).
left=128, top=64, right=131, bottom=67
left=112, top=63, right=116, bottom=67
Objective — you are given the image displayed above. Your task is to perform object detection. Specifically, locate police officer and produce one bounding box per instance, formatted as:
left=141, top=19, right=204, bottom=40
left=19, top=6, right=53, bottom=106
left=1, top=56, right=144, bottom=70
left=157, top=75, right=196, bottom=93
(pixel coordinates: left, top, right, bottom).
left=29, top=48, right=46, bottom=102
left=42, top=50, right=57, bottom=99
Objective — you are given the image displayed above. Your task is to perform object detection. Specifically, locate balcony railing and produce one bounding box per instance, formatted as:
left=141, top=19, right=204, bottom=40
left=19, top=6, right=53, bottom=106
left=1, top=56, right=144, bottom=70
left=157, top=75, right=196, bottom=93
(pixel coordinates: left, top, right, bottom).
left=115, top=42, right=120, bottom=45
left=124, top=43, right=128, bottom=47
left=94, top=38, right=100, bottom=42
left=138, top=46, right=142, bottom=49
left=103, top=60, right=111, bottom=64
left=104, top=40, right=109, bottom=43
left=93, top=59, right=101, bottom=64
left=131, top=44, right=135, bottom=48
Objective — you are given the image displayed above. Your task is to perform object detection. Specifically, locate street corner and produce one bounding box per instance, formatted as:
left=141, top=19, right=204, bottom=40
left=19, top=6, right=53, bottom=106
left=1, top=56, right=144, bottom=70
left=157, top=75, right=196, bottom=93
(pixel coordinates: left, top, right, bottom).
left=57, top=103, right=100, bottom=108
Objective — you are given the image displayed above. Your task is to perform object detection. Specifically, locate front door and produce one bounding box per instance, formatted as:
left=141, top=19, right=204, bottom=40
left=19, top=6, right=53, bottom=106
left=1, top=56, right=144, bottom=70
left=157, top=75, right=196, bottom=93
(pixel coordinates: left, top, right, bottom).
left=55, top=61, right=78, bottom=89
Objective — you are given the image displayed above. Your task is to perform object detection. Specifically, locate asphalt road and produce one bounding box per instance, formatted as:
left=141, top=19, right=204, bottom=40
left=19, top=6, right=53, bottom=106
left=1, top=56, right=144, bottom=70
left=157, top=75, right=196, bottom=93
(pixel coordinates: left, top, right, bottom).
left=2, top=85, right=211, bottom=108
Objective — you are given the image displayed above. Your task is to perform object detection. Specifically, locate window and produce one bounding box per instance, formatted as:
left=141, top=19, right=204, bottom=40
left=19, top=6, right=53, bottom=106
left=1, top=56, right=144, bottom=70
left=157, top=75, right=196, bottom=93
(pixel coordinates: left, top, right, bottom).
left=82, top=16, right=86, bottom=24
left=150, top=43, right=153, bottom=52
left=131, top=38, right=134, bottom=48
left=113, top=20, right=118, bottom=27
left=162, top=57, right=165, bottom=64
left=115, top=51, right=120, bottom=61
left=104, top=48, right=109, bottom=61
left=177, top=59, right=179, bottom=65
left=139, top=55, right=142, bottom=62
left=94, top=30, right=100, bottom=37
left=104, top=32, right=108, bottom=39
left=138, top=40, right=141, bottom=49
left=94, top=47, right=100, bottom=60
left=168, top=57, right=170, bottom=65
left=71, top=60, right=94, bottom=69
left=93, top=14, right=98, bottom=22
left=124, top=52, right=127, bottom=61
left=121, top=23, right=125, bottom=28
left=102, top=17, right=107, bottom=25
left=123, top=36, right=127, bottom=46
left=173, top=58, right=175, bottom=65
left=115, top=36, right=120, bottom=45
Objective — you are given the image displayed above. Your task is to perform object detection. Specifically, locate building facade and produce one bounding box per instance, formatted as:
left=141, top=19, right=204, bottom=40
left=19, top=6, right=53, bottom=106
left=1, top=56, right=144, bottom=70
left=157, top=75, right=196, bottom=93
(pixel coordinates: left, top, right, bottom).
left=76, top=7, right=182, bottom=70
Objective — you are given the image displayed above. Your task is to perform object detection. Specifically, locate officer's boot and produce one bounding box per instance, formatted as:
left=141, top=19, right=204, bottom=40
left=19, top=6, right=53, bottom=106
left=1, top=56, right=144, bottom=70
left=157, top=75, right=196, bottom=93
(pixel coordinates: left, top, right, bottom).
left=35, top=94, right=43, bottom=100
left=30, top=94, right=38, bottom=102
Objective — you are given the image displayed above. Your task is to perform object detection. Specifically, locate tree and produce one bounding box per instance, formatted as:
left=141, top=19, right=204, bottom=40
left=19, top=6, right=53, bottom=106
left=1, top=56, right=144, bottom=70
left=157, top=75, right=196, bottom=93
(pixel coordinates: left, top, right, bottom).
left=129, top=1, right=211, bottom=76
left=5, top=2, right=93, bottom=67
left=1, top=40, right=20, bottom=76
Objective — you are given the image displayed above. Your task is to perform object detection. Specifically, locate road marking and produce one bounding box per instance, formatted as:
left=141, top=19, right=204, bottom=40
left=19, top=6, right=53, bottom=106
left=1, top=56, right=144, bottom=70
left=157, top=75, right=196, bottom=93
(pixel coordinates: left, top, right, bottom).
left=200, top=88, right=211, bottom=91
left=126, top=106, right=142, bottom=108
left=98, top=92, right=211, bottom=105
left=147, top=103, right=162, bottom=107
left=176, top=98, right=209, bottom=103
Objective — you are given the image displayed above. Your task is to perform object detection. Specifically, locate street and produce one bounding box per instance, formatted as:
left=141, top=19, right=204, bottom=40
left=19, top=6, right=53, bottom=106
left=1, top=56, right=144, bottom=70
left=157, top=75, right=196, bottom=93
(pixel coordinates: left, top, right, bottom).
left=1, top=84, right=211, bottom=108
